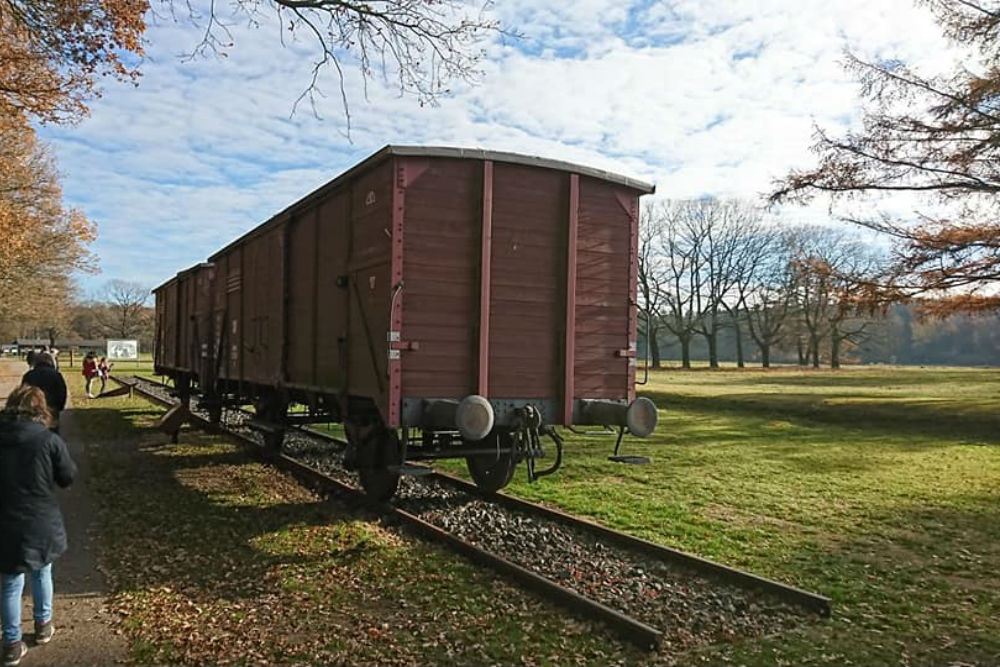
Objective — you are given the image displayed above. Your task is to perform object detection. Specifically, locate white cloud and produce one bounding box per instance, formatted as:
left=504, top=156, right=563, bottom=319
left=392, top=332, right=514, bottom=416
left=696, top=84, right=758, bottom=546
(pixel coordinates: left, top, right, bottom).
left=35, top=0, right=960, bottom=291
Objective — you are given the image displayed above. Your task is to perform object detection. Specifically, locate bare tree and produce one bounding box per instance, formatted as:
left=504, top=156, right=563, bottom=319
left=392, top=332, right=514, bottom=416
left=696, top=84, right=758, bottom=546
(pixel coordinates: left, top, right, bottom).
left=742, top=231, right=795, bottom=368
left=174, top=0, right=506, bottom=135
left=716, top=203, right=771, bottom=368
left=638, top=202, right=667, bottom=368
left=655, top=200, right=707, bottom=369
left=725, top=222, right=789, bottom=368
left=787, top=227, right=883, bottom=368
left=98, top=280, right=150, bottom=339
left=770, top=2, right=1000, bottom=315
left=686, top=199, right=752, bottom=368
left=3, top=1, right=505, bottom=131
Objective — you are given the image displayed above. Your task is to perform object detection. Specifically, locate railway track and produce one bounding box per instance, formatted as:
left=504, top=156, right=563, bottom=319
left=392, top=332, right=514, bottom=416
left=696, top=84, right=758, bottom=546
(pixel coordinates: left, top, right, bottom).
left=113, top=375, right=830, bottom=653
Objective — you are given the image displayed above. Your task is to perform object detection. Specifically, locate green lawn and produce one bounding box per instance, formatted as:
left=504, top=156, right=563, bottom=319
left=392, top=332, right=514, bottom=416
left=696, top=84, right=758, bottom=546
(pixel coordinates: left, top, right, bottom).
left=471, top=366, right=1000, bottom=666
left=75, top=364, right=1000, bottom=665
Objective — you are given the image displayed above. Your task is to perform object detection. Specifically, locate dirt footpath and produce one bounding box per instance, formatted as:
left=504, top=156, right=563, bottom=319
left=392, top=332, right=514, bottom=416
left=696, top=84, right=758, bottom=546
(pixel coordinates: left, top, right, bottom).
left=1, top=360, right=128, bottom=666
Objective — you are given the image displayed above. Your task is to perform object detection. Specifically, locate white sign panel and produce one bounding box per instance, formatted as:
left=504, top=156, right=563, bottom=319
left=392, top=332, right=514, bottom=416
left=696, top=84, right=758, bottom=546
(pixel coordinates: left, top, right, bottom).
left=107, top=339, right=139, bottom=360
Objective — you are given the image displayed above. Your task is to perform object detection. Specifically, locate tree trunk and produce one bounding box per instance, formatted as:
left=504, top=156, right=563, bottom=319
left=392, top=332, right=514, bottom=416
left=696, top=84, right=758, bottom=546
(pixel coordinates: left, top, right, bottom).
left=831, top=335, right=841, bottom=369
left=796, top=337, right=806, bottom=366
left=650, top=333, right=662, bottom=369
left=680, top=337, right=691, bottom=369
left=810, top=338, right=821, bottom=369
left=734, top=321, right=744, bottom=368
left=760, top=344, right=770, bottom=368
left=704, top=331, right=719, bottom=369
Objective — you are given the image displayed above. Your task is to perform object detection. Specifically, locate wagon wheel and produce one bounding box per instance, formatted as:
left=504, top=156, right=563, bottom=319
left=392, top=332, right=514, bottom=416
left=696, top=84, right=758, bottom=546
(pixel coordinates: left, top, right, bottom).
left=254, top=393, right=288, bottom=455
left=356, top=427, right=403, bottom=502
left=466, top=430, right=517, bottom=493
left=207, top=403, right=223, bottom=426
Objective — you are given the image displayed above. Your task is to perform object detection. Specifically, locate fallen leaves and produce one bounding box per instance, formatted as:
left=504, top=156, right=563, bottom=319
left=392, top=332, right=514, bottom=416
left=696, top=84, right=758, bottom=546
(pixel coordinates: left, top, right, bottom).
left=82, top=405, right=646, bottom=666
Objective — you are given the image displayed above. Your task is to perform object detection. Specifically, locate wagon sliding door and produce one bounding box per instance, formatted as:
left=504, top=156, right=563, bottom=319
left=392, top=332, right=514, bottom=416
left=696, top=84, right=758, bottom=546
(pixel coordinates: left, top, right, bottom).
left=240, top=228, right=284, bottom=385
left=344, top=161, right=394, bottom=420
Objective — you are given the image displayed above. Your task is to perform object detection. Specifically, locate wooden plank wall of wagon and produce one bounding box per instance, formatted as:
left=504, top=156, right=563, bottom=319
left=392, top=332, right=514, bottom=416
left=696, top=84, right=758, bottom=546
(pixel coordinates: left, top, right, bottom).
left=220, top=250, right=241, bottom=382
left=194, top=266, right=215, bottom=382
left=153, top=289, right=164, bottom=368
left=346, top=161, right=393, bottom=405
left=178, top=276, right=193, bottom=372
left=314, top=192, right=351, bottom=389
left=211, top=252, right=228, bottom=381
left=398, top=158, right=480, bottom=399
left=489, top=164, right=566, bottom=399
left=286, top=210, right=318, bottom=384
left=157, top=282, right=178, bottom=371
left=239, top=227, right=284, bottom=385
left=573, top=178, right=632, bottom=400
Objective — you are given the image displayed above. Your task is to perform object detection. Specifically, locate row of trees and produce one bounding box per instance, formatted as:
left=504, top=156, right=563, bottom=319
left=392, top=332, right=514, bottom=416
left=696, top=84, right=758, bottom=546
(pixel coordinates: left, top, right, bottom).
left=642, top=2, right=1000, bottom=368
left=1, top=280, right=154, bottom=351
left=649, top=304, right=1000, bottom=367
left=639, top=199, right=882, bottom=370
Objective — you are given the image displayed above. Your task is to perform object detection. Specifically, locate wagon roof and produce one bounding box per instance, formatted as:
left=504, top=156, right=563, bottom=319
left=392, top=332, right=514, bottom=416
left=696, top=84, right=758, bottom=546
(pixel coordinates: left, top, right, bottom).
left=152, top=262, right=214, bottom=293
left=206, top=145, right=654, bottom=261
left=389, top=146, right=656, bottom=193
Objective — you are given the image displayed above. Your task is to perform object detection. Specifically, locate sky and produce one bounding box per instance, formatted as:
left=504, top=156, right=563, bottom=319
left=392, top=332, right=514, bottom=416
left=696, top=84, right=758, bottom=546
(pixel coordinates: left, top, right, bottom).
left=36, top=0, right=953, bottom=296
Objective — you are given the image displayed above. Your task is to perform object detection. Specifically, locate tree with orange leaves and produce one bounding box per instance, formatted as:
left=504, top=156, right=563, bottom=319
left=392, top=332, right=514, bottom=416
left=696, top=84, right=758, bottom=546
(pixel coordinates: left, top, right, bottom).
left=0, top=113, right=97, bottom=328
left=1, top=0, right=501, bottom=129
left=0, top=0, right=147, bottom=123
left=769, top=1, right=1000, bottom=315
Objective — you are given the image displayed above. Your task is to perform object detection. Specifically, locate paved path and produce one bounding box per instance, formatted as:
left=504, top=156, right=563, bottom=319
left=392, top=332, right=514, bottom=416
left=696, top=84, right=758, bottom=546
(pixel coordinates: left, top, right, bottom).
left=1, top=360, right=128, bottom=665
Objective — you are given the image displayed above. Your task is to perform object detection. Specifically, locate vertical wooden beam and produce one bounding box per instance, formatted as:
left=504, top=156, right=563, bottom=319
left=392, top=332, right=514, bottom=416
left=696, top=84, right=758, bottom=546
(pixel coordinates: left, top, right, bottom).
left=311, top=208, right=321, bottom=387
left=563, top=173, right=580, bottom=425
left=279, top=220, right=291, bottom=383
left=478, top=160, right=494, bottom=396
left=388, top=159, right=406, bottom=427
left=238, top=246, right=245, bottom=396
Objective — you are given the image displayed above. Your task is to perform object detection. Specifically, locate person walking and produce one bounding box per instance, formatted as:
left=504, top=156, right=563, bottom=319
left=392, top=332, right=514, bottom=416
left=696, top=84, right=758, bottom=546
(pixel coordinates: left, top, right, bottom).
left=20, top=353, right=67, bottom=434
left=81, top=352, right=98, bottom=399
left=0, top=385, right=77, bottom=666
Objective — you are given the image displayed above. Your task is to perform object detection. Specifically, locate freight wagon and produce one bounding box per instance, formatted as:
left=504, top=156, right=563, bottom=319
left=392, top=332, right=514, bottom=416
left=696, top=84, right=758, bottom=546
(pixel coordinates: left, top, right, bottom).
left=153, top=146, right=657, bottom=499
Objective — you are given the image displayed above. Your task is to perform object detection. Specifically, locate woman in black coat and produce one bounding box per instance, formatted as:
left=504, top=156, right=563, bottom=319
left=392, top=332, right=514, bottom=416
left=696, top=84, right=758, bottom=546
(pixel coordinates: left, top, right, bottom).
left=0, top=385, right=76, bottom=666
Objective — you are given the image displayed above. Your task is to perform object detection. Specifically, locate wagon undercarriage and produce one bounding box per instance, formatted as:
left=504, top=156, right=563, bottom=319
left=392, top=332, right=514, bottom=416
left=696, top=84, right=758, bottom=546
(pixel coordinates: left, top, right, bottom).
left=166, top=376, right=655, bottom=500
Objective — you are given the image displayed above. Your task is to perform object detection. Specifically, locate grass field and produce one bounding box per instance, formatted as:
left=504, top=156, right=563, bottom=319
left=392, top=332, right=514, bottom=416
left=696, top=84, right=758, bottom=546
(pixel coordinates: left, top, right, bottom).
left=77, top=362, right=1000, bottom=665
left=480, top=366, right=1000, bottom=666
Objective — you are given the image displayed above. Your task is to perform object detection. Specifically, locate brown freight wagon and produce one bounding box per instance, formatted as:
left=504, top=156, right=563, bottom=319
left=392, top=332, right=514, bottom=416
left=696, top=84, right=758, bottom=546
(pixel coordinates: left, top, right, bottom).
left=153, top=146, right=658, bottom=499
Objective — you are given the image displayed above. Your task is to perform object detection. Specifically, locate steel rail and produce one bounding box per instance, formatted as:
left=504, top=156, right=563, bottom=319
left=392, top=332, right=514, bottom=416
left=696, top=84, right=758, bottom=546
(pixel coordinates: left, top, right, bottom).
left=113, top=376, right=663, bottom=649
left=291, top=408, right=832, bottom=617
left=121, top=376, right=831, bottom=616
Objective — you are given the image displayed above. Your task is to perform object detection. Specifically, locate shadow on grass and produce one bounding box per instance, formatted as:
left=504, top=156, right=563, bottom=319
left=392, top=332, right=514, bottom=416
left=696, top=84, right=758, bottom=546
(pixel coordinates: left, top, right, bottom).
left=75, top=406, right=375, bottom=604
left=641, top=389, right=1000, bottom=445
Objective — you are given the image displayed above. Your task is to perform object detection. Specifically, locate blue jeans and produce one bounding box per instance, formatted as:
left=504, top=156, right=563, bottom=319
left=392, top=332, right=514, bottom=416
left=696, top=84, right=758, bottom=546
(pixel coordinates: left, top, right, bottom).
left=1, top=565, right=53, bottom=644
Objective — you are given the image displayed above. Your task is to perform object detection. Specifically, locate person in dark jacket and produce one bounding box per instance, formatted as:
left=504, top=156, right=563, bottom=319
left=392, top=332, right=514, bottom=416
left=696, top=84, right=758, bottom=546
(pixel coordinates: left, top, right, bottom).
left=0, top=385, right=76, bottom=666
left=20, top=353, right=66, bottom=434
